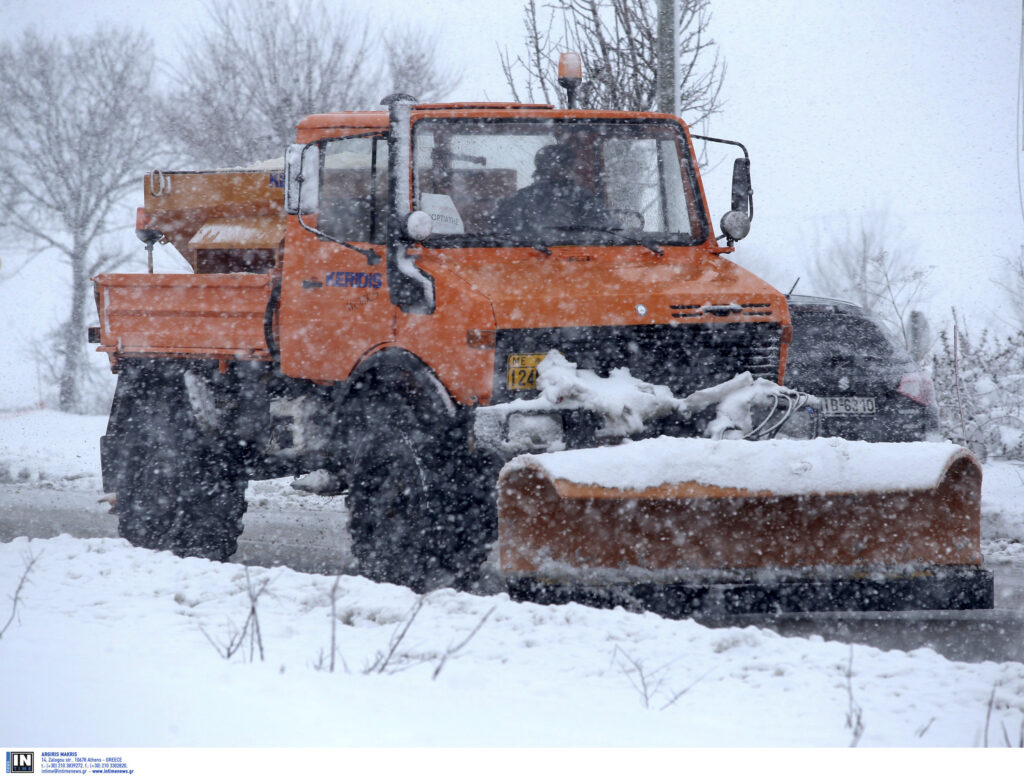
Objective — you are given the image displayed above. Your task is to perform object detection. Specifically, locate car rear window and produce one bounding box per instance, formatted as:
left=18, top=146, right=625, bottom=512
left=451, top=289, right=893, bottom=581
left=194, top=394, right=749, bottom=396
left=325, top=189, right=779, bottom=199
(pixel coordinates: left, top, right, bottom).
left=786, top=307, right=914, bottom=381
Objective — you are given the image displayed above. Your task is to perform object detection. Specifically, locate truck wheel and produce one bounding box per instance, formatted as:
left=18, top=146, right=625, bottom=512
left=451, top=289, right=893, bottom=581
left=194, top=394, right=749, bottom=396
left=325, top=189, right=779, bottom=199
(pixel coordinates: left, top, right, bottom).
left=345, top=372, right=495, bottom=592
left=107, top=361, right=246, bottom=561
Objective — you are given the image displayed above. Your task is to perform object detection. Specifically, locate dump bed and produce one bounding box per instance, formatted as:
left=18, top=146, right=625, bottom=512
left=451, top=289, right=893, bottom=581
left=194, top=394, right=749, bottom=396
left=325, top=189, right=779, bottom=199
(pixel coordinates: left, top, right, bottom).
left=91, top=167, right=284, bottom=365
left=93, top=273, right=274, bottom=363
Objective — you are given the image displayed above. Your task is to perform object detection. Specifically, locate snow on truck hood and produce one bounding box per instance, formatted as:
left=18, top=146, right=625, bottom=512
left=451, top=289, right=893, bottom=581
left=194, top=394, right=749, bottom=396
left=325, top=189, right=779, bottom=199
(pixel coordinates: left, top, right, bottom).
left=504, top=437, right=978, bottom=497
left=422, top=249, right=785, bottom=329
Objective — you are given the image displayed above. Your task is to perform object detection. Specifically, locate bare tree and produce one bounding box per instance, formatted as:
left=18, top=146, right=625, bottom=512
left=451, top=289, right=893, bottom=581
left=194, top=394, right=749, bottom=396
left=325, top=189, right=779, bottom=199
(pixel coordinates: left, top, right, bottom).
left=0, top=29, right=159, bottom=412
left=995, top=248, right=1024, bottom=329
left=162, top=1, right=462, bottom=169
left=161, top=0, right=380, bottom=168
left=384, top=27, right=462, bottom=103
left=810, top=212, right=932, bottom=353
left=500, top=0, right=725, bottom=121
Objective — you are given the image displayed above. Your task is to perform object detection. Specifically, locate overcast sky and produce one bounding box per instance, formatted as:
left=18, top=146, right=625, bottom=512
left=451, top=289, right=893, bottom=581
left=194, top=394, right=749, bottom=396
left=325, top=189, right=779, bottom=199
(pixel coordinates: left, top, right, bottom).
left=1, top=0, right=1021, bottom=405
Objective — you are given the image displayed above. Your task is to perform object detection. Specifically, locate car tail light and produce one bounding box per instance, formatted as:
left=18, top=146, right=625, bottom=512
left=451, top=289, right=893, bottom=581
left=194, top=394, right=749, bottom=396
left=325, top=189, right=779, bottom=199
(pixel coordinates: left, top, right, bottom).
left=898, top=372, right=935, bottom=406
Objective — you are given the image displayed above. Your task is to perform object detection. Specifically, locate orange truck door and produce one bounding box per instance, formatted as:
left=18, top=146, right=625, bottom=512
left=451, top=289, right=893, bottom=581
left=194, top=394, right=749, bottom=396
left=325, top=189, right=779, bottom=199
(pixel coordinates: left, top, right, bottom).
left=278, top=134, right=395, bottom=382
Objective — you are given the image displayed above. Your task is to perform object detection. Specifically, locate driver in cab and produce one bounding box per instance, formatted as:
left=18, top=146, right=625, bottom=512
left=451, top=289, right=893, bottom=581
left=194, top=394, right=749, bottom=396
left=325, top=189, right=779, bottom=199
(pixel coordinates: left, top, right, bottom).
left=491, top=144, right=610, bottom=235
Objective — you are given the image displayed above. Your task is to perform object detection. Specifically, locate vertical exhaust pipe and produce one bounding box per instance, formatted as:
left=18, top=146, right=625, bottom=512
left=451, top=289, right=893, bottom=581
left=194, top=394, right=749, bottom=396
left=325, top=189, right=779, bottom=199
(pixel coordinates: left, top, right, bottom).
left=382, top=93, right=435, bottom=315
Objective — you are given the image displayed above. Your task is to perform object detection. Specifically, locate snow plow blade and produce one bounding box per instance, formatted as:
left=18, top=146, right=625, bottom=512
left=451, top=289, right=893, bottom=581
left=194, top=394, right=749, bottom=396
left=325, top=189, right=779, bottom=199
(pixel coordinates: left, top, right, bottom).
left=497, top=438, right=993, bottom=616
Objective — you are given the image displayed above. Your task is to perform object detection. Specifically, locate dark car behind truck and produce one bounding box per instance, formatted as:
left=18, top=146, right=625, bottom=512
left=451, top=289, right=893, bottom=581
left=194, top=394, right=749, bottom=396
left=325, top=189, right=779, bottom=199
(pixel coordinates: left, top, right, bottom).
left=783, top=294, right=939, bottom=442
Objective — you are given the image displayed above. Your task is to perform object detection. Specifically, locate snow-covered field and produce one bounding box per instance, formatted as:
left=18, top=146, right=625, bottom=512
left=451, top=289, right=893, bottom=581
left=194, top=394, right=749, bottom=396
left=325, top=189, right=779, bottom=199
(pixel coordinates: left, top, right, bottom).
left=2, top=409, right=1024, bottom=749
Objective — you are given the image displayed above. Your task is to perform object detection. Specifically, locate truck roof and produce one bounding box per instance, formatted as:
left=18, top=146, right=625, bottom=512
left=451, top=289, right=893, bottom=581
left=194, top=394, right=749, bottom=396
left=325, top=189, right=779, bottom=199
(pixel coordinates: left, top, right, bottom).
left=296, top=104, right=691, bottom=139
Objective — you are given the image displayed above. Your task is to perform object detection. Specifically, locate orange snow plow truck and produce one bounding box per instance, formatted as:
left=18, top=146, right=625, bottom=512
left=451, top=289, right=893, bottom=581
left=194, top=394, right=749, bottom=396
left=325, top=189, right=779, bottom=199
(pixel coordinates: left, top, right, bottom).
left=91, top=70, right=992, bottom=615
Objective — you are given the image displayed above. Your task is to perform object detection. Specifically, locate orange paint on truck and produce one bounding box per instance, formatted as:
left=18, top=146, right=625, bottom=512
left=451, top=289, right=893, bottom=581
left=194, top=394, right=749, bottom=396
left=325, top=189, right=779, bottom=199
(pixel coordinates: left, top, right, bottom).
left=95, top=105, right=790, bottom=405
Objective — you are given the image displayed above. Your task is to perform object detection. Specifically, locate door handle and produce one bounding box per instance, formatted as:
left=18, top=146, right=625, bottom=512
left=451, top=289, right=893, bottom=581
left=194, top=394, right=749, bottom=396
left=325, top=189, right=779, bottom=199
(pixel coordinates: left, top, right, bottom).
left=301, top=279, right=323, bottom=289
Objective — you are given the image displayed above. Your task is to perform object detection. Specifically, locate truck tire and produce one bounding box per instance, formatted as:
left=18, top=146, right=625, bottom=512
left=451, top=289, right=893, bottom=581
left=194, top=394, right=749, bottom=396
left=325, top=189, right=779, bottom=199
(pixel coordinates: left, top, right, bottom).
left=106, top=361, right=246, bottom=561
left=345, top=362, right=496, bottom=592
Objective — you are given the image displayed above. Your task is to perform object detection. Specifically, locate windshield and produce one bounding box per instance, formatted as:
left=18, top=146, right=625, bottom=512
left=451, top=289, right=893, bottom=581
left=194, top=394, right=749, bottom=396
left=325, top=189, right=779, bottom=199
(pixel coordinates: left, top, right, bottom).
left=412, top=118, right=708, bottom=248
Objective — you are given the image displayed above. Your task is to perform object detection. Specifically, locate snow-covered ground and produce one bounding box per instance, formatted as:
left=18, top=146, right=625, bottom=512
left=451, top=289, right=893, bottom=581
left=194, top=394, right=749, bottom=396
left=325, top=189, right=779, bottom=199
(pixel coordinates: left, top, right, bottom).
left=1, top=409, right=1024, bottom=748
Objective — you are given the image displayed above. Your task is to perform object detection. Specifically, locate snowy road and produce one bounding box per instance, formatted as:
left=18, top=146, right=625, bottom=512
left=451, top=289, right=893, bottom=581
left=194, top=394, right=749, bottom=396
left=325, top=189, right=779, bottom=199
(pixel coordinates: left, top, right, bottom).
left=3, top=409, right=1024, bottom=670
left=0, top=482, right=353, bottom=576
left=3, top=478, right=1024, bottom=664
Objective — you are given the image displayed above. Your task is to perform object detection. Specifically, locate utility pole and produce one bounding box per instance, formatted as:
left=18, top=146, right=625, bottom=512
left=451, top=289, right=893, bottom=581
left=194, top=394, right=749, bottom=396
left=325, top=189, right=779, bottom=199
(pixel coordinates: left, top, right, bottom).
left=656, top=0, right=677, bottom=114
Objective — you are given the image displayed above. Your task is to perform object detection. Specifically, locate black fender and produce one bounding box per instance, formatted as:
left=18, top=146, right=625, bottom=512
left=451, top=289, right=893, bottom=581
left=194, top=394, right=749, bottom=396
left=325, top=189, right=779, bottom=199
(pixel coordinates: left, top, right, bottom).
left=333, top=346, right=497, bottom=493
left=335, top=347, right=463, bottom=452
left=341, top=348, right=457, bottom=413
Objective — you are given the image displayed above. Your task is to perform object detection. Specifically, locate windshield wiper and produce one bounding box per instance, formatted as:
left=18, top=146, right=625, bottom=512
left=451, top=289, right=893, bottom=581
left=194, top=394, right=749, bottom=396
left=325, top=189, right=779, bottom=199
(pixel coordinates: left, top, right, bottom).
left=543, top=224, right=664, bottom=257
left=440, top=231, right=553, bottom=255
left=450, top=226, right=661, bottom=257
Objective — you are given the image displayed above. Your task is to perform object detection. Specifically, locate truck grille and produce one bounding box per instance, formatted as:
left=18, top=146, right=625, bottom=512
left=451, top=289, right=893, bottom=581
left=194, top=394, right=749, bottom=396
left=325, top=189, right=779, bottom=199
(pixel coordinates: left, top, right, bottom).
left=670, top=302, right=774, bottom=319
left=492, top=322, right=782, bottom=404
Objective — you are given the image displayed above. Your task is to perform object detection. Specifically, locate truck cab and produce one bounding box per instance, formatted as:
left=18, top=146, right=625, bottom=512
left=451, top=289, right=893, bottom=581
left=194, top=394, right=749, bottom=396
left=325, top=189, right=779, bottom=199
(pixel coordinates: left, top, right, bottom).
left=280, top=101, right=789, bottom=411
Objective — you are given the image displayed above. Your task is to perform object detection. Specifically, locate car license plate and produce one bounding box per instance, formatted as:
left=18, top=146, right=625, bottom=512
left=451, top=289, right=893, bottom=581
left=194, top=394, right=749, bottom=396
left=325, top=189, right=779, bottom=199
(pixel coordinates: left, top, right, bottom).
left=507, top=353, right=547, bottom=390
left=821, top=396, right=876, bottom=415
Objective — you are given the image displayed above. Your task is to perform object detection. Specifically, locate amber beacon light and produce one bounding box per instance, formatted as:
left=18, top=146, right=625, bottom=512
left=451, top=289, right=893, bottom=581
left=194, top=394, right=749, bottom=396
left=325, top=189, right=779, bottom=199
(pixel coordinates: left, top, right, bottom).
left=557, top=52, right=583, bottom=108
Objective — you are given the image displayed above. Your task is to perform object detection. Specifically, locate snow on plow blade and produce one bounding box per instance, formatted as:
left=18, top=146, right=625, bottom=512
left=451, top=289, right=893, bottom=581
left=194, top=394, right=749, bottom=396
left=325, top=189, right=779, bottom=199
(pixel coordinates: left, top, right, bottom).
left=497, top=438, right=993, bottom=616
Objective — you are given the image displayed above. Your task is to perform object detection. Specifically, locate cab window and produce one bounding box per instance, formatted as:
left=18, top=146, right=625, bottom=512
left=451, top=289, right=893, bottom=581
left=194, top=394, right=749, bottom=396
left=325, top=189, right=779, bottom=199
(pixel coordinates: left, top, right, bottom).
left=317, top=135, right=388, bottom=243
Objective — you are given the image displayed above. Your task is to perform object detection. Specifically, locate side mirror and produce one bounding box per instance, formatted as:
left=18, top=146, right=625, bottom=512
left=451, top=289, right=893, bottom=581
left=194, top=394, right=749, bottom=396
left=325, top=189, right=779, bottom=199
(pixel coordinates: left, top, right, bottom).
left=731, top=157, right=751, bottom=214
left=405, top=210, right=433, bottom=242
left=722, top=157, right=752, bottom=243
left=284, top=143, right=320, bottom=215
left=689, top=133, right=754, bottom=245
left=720, top=210, right=751, bottom=241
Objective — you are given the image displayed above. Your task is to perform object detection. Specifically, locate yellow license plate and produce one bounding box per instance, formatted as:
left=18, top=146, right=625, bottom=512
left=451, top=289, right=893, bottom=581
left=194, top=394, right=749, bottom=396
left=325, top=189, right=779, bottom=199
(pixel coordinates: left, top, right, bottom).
left=507, top=353, right=547, bottom=390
